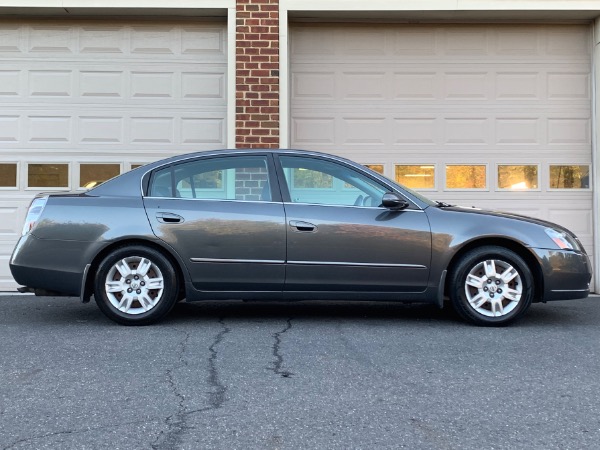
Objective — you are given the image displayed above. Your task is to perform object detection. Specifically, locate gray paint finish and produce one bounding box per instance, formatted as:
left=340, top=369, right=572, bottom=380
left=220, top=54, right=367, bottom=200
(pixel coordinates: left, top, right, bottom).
left=283, top=203, right=431, bottom=292
left=144, top=197, right=287, bottom=291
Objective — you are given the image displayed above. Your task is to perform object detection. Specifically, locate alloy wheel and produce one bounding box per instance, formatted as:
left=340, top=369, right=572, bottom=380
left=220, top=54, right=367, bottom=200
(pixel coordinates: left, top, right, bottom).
left=104, top=256, right=164, bottom=315
left=464, top=259, right=523, bottom=318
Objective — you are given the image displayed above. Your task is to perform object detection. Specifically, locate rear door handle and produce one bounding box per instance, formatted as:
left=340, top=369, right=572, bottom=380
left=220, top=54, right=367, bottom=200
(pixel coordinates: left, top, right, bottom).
left=156, top=212, right=184, bottom=224
left=289, top=220, right=317, bottom=232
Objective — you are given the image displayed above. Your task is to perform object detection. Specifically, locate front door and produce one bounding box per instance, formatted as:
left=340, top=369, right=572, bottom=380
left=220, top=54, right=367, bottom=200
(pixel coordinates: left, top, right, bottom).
left=277, top=155, right=432, bottom=293
left=144, top=154, right=286, bottom=292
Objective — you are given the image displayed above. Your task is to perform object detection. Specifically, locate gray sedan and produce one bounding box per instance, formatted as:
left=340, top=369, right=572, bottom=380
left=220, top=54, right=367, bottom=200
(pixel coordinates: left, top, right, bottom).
left=10, top=149, right=591, bottom=326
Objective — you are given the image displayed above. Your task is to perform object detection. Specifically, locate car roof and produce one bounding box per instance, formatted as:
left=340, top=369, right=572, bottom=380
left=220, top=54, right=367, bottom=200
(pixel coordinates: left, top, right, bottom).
left=138, top=148, right=358, bottom=167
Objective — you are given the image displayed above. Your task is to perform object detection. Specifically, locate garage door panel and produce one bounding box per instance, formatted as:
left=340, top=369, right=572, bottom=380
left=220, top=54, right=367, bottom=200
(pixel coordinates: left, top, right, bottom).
left=0, top=21, right=226, bottom=60
left=393, top=118, right=438, bottom=145
left=291, top=110, right=591, bottom=156
left=547, top=72, right=591, bottom=100
left=78, top=116, right=124, bottom=144
left=0, top=67, right=226, bottom=105
left=0, top=116, right=19, bottom=142
left=546, top=27, right=590, bottom=57
left=0, top=111, right=227, bottom=148
left=293, top=66, right=590, bottom=106
left=293, top=25, right=591, bottom=62
left=394, top=71, right=438, bottom=99
left=547, top=118, right=591, bottom=145
left=0, top=204, right=22, bottom=236
left=495, top=118, right=540, bottom=145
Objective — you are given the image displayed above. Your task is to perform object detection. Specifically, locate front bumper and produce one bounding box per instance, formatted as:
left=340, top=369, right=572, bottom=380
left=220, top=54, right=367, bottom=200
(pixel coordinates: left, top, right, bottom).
left=530, top=247, right=592, bottom=301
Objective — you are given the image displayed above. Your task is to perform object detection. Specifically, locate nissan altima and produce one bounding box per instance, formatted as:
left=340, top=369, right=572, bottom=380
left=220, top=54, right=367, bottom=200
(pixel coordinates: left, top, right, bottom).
left=10, top=149, right=591, bottom=326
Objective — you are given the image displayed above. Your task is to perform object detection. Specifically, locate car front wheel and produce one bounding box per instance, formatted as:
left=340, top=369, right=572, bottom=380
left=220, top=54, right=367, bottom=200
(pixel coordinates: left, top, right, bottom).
left=94, top=245, right=178, bottom=325
left=449, top=246, right=534, bottom=326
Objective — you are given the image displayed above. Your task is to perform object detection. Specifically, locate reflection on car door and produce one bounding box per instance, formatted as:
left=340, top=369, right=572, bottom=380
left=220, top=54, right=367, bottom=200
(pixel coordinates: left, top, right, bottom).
left=144, top=154, right=286, bottom=292
left=277, top=155, right=432, bottom=293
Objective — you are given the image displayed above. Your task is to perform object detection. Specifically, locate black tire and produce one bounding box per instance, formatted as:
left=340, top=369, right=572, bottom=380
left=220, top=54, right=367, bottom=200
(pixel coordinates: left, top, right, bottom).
left=94, top=245, right=178, bottom=325
left=448, top=246, right=534, bottom=326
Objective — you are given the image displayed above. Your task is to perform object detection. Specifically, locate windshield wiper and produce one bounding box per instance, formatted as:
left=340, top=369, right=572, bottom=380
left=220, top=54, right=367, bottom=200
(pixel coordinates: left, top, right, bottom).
left=435, top=201, right=453, bottom=207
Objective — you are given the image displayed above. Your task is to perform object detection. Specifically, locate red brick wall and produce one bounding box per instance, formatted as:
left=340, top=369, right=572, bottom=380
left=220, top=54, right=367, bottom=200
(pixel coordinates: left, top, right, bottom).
left=236, top=0, right=279, bottom=148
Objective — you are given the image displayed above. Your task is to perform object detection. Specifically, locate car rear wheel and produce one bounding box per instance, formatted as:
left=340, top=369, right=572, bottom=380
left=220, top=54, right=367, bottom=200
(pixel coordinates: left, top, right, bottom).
left=449, top=246, right=534, bottom=326
left=94, top=245, right=178, bottom=325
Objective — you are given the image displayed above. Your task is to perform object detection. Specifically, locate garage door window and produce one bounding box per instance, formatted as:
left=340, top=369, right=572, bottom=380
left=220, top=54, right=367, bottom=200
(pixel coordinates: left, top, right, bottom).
left=549, top=165, right=590, bottom=189
left=497, top=165, right=539, bottom=190
left=79, top=163, right=121, bottom=189
left=395, top=165, right=435, bottom=189
left=27, top=163, right=69, bottom=188
left=445, top=165, right=487, bottom=190
left=0, top=163, right=17, bottom=188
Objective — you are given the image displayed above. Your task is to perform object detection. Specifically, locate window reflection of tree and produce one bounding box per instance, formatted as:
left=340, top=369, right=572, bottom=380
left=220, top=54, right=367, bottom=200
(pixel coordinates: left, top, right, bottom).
left=550, top=166, right=589, bottom=189
left=446, top=165, right=485, bottom=189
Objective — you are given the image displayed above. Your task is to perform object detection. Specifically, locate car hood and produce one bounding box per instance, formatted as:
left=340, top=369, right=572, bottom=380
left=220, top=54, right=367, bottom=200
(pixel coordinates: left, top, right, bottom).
left=440, top=205, right=573, bottom=234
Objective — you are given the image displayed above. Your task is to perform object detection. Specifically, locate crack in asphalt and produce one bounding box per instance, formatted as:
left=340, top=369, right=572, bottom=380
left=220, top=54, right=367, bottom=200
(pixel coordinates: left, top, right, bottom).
left=152, top=319, right=231, bottom=448
left=268, top=318, right=294, bottom=378
left=3, top=419, right=157, bottom=450
left=151, top=330, right=191, bottom=450
left=207, top=318, right=231, bottom=409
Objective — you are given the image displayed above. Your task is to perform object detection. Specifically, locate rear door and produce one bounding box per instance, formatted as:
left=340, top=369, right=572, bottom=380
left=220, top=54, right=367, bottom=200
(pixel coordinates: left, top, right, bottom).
left=277, top=155, right=432, bottom=293
left=144, top=154, right=286, bottom=292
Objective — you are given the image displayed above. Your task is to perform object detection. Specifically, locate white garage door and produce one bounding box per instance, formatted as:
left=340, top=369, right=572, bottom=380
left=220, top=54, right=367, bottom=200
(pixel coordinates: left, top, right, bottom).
left=0, top=20, right=227, bottom=290
left=291, top=23, right=594, bottom=284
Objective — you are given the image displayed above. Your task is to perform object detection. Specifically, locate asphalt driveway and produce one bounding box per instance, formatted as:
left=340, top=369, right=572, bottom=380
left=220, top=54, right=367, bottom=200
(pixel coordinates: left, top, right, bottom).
left=1, top=295, right=599, bottom=449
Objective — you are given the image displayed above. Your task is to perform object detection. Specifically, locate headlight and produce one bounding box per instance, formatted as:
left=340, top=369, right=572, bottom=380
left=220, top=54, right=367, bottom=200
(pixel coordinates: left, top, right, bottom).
left=21, top=195, right=48, bottom=236
left=544, top=228, right=578, bottom=251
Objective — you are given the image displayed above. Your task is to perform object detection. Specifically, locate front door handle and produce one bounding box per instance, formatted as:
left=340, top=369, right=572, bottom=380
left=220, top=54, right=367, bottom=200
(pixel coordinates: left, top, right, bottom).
left=156, top=212, right=184, bottom=224
left=289, top=220, right=317, bottom=232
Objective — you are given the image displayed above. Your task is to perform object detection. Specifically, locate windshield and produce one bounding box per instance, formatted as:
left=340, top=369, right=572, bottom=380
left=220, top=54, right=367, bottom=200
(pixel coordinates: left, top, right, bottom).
left=398, top=183, right=437, bottom=207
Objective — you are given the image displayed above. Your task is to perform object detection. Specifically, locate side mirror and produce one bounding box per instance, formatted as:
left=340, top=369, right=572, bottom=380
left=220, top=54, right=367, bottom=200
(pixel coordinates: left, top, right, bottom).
left=381, top=192, right=409, bottom=210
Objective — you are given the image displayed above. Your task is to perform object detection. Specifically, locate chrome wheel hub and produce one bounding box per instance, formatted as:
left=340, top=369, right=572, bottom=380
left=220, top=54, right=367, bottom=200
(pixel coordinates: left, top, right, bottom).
left=464, top=259, right=522, bottom=317
left=105, top=256, right=164, bottom=315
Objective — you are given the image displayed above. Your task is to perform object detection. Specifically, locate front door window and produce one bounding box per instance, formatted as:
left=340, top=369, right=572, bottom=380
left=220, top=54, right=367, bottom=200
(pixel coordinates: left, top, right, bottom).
left=279, top=156, right=387, bottom=207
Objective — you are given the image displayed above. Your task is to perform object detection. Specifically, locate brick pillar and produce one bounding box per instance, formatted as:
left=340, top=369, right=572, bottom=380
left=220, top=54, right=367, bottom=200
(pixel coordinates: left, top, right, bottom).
left=236, top=0, right=279, bottom=148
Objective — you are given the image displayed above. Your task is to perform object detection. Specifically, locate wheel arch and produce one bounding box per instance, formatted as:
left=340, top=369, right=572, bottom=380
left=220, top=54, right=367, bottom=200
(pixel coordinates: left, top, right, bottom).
left=444, top=237, right=544, bottom=302
left=81, top=238, right=189, bottom=303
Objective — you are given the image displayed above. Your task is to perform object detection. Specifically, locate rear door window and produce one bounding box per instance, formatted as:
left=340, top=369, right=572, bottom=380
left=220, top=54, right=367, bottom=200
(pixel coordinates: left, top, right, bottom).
left=148, top=156, right=272, bottom=202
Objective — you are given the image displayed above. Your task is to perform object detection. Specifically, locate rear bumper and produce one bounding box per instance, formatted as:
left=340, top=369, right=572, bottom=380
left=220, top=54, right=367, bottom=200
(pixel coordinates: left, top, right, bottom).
left=11, top=265, right=81, bottom=296
left=10, top=234, right=90, bottom=296
left=530, top=247, right=592, bottom=301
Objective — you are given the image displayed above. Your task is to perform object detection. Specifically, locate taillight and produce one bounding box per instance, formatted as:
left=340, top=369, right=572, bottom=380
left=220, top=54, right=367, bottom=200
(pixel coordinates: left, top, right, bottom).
left=22, top=196, right=48, bottom=236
